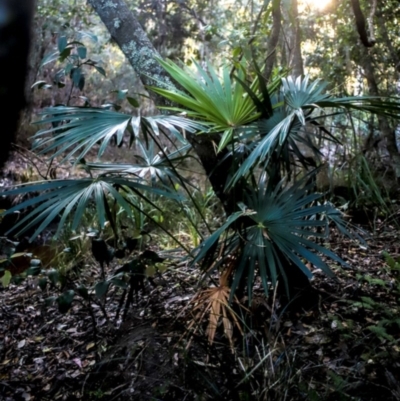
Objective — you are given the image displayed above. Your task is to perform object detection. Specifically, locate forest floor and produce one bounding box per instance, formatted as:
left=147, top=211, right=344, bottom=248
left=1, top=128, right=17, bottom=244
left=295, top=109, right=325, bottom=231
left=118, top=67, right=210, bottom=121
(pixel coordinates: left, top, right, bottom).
left=1, top=152, right=400, bottom=401
left=1, top=221, right=400, bottom=401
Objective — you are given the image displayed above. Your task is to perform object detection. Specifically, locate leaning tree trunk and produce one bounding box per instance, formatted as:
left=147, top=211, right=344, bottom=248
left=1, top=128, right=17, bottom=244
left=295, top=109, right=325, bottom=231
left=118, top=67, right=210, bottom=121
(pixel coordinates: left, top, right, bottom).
left=88, top=0, right=314, bottom=305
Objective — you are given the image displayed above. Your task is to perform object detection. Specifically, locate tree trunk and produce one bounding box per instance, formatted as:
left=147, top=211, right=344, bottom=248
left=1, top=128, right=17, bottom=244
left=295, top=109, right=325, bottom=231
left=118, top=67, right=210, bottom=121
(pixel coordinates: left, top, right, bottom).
left=350, top=0, right=375, bottom=47
left=282, top=0, right=303, bottom=78
left=376, top=11, right=400, bottom=167
left=18, top=14, right=46, bottom=147
left=351, top=2, right=400, bottom=181
left=263, top=0, right=282, bottom=82
left=361, top=53, right=400, bottom=180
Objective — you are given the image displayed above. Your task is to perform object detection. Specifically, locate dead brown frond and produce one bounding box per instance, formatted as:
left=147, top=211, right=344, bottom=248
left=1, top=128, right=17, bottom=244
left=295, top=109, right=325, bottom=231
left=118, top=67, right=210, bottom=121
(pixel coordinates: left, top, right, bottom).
left=186, top=263, right=247, bottom=349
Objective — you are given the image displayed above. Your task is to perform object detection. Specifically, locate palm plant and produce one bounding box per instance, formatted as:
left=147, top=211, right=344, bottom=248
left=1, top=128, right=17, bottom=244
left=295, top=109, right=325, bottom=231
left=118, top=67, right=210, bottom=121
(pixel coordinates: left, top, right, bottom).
left=150, top=60, right=399, bottom=303
left=2, top=110, right=203, bottom=240
left=2, top=58, right=399, bottom=312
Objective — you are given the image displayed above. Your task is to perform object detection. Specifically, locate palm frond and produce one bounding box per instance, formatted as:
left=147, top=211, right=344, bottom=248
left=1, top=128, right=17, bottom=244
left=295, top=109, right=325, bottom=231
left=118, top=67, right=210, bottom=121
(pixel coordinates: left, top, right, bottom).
left=1, top=177, right=181, bottom=240
left=149, top=59, right=262, bottom=142
left=193, top=177, right=350, bottom=301
left=189, top=265, right=243, bottom=348
left=33, top=107, right=203, bottom=163
left=228, top=109, right=302, bottom=187
left=82, top=143, right=192, bottom=186
left=315, top=96, right=400, bottom=118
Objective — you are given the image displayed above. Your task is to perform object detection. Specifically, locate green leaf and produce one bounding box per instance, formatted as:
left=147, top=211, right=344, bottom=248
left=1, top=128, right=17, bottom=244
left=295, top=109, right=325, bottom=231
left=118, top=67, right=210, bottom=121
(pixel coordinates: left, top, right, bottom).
left=76, top=285, right=89, bottom=300
left=94, top=66, right=106, bottom=76
left=367, top=325, right=394, bottom=341
left=47, top=269, right=60, bottom=286
left=95, top=281, right=109, bottom=299
left=72, top=68, right=82, bottom=87
left=41, top=51, right=59, bottom=67
left=45, top=296, right=57, bottom=307
left=77, top=46, right=87, bottom=59
left=127, top=96, right=140, bottom=107
left=38, top=277, right=48, bottom=291
left=58, top=36, right=67, bottom=53
left=0, top=270, right=12, bottom=287
left=31, top=81, right=52, bottom=90
left=150, top=58, right=261, bottom=143
left=32, top=107, right=200, bottom=162
left=115, top=89, right=128, bottom=100
left=78, top=30, right=98, bottom=43
left=25, top=265, right=41, bottom=276
left=59, top=47, right=72, bottom=62
left=194, top=176, right=351, bottom=300
left=0, top=175, right=183, bottom=240
left=57, top=290, right=75, bottom=313
left=110, top=278, right=128, bottom=289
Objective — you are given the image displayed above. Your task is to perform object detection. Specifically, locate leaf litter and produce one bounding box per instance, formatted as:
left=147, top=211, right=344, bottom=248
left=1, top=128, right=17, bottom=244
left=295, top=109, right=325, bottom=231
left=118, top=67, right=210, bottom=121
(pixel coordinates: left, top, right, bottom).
left=0, top=223, right=400, bottom=400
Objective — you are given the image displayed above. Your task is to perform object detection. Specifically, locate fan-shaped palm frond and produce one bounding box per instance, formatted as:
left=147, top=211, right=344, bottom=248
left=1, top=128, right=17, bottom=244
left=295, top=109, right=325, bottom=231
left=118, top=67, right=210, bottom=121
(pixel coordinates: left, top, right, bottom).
left=1, top=177, right=182, bottom=240
left=151, top=59, right=258, bottom=125
left=227, top=76, right=400, bottom=188
left=32, top=107, right=204, bottom=163
left=282, top=75, right=330, bottom=114
left=193, top=176, right=349, bottom=301
left=188, top=264, right=244, bottom=348
left=227, top=107, right=303, bottom=187
left=81, top=143, right=192, bottom=186
left=282, top=75, right=400, bottom=118
left=149, top=59, right=285, bottom=151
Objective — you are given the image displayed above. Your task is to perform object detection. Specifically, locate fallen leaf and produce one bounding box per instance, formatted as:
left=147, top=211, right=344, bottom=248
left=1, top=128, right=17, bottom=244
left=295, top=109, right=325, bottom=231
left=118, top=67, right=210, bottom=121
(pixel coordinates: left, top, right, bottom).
left=305, top=334, right=330, bottom=344
left=86, top=342, right=95, bottom=351
left=73, top=358, right=82, bottom=369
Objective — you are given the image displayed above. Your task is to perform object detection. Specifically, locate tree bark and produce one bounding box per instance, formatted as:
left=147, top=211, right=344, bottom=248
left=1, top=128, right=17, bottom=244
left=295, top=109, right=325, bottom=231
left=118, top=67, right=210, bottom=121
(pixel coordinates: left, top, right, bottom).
left=263, top=0, right=282, bottom=82
left=87, top=0, right=174, bottom=92
left=351, top=2, right=400, bottom=180
left=350, top=0, right=375, bottom=47
left=360, top=55, right=400, bottom=179
left=282, top=0, right=303, bottom=78
left=18, top=15, right=46, bottom=147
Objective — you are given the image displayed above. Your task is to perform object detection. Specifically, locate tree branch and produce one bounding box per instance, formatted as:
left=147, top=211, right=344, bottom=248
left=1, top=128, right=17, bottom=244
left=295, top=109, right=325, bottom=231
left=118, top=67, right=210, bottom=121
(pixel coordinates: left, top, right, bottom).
left=350, top=0, right=375, bottom=47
